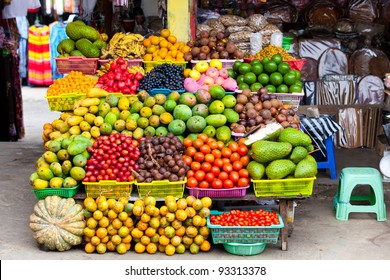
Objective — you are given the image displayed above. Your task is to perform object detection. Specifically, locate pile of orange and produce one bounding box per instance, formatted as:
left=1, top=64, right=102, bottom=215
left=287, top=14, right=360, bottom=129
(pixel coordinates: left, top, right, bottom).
left=142, top=29, right=191, bottom=62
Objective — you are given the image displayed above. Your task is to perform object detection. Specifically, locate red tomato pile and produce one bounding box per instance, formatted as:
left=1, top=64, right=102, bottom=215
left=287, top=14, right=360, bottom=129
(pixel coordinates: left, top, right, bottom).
left=209, top=209, right=280, bottom=227
left=96, top=57, right=144, bottom=94
left=183, top=134, right=250, bottom=189
left=83, top=134, right=140, bottom=182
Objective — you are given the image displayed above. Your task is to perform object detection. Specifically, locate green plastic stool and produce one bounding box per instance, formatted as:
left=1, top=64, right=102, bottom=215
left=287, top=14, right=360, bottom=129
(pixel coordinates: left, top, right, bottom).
left=335, top=167, right=387, bottom=221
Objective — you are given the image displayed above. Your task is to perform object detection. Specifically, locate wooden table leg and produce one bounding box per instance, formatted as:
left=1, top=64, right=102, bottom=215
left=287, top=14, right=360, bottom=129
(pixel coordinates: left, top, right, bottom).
left=287, top=200, right=295, bottom=236
left=279, top=199, right=288, bottom=251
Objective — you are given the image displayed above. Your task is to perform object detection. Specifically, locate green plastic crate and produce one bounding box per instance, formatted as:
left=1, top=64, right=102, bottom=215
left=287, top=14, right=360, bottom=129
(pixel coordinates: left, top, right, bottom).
left=207, top=210, right=284, bottom=244
left=135, top=178, right=186, bottom=199
left=33, top=185, right=80, bottom=200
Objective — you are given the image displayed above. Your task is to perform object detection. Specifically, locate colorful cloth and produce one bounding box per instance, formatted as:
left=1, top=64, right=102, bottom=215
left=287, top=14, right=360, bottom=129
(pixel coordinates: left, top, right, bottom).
left=28, top=25, right=52, bottom=85
left=16, top=16, right=29, bottom=79
left=49, top=21, right=67, bottom=80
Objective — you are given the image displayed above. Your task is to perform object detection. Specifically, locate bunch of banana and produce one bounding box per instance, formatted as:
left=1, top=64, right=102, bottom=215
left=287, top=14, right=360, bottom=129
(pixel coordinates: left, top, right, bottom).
left=128, top=65, right=145, bottom=76
left=101, top=32, right=146, bottom=59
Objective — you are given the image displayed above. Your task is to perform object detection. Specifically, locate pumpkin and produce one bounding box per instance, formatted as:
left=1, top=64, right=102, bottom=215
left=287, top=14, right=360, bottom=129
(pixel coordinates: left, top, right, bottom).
left=29, top=195, right=85, bottom=251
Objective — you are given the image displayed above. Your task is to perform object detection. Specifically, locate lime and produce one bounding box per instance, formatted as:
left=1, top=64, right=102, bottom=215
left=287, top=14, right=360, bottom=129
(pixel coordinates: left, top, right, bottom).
left=294, top=80, right=303, bottom=88
left=250, top=58, right=261, bottom=65
left=227, top=69, right=236, bottom=79
left=265, top=84, right=276, bottom=93
left=238, top=83, right=250, bottom=90
left=276, top=84, right=289, bottom=93
left=289, top=84, right=302, bottom=93
left=250, top=82, right=263, bottom=92
left=270, top=72, right=283, bottom=86
left=277, top=62, right=290, bottom=75
left=271, top=54, right=283, bottom=64
left=257, top=73, right=269, bottom=85
left=291, top=69, right=301, bottom=80
left=238, top=63, right=252, bottom=75
left=283, top=72, right=296, bottom=86
left=264, top=61, right=277, bottom=73
left=243, top=72, right=257, bottom=85
left=262, top=57, right=270, bottom=63
left=251, top=63, right=263, bottom=76
left=236, top=74, right=245, bottom=85
left=232, top=60, right=242, bottom=72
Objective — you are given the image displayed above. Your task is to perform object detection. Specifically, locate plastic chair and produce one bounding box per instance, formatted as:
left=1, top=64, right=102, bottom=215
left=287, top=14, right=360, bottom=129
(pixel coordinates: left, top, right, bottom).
left=334, top=167, right=387, bottom=221
left=316, top=135, right=337, bottom=180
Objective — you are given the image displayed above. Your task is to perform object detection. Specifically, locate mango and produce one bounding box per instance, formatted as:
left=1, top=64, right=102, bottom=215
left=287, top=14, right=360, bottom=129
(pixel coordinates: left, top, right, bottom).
left=84, top=113, right=96, bottom=125
left=33, top=178, right=49, bottom=190
left=50, top=177, right=64, bottom=188
left=90, top=126, right=101, bottom=138
left=67, top=141, right=87, bottom=156
left=47, top=140, right=61, bottom=153
left=63, top=177, right=78, bottom=188
left=50, top=162, right=63, bottom=177
left=89, top=105, right=99, bottom=114
left=66, top=115, right=84, bottom=126
left=114, top=119, right=126, bottom=132
left=94, top=116, right=104, bottom=126
left=62, top=160, right=72, bottom=175
left=205, top=114, right=227, bottom=128
left=70, top=166, right=86, bottom=181
left=60, top=112, right=73, bottom=121
left=69, top=125, right=81, bottom=135
left=81, top=131, right=91, bottom=139
left=99, top=123, right=113, bottom=135
left=79, top=121, right=91, bottom=132
left=81, top=97, right=100, bottom=107
left=73, top=106, right=89, bottom=116
left=43, top=151, right=59, bottom=163
left=58, top=121, right=70, bottom=134
left=29, top=172, right=39, bottom=186
left=57, top=149, right=70, bottom=161
left=37, top=166, right=54, bottom=180
left=120, top=110, right=131, bottom=121
left=72, top=154, right=87, bottom=167
left=125, top=119, right=137, bottom=131
left=105, top=94, right=119, bottom=107
left=98, top=102, right=111, bottom=117
left=49, top=131, right=62, bottom=140
left=104, top=112, right=118, bottom=126
left=61, top=138, right=73, bottom=149
left=118, top=96, right=130, bottom=110
left=215, top=126, right=231, bottom=143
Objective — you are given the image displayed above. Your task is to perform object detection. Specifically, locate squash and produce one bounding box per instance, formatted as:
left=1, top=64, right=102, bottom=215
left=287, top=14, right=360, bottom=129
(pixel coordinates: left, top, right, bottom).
left=29, top=195, right=85, bottom=251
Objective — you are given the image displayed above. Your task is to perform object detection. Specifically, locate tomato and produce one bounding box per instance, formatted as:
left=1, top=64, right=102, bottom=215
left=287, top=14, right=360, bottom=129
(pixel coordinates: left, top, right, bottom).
left=229, top=171, right=239, bottom=183
left=193, top=139, right=204, bottom=149
left=210, top=166, right=221, bottom=177
left=237, top=145, right=248, bottom=156
left=218, top=171, right=228, bottom=181
left=190, top=161, right=201, bottom=171
left=194, top=170, right=205, bottom=181
left=221, top=147, right=232, bottom=158
left=222, top=158, right=231, bottom=165
left=223, top=164, right=233, bottom=173
left=209, top=140, right=218, bottom=150
left=229, top=152, right=241, bottom=163
left=223, top=179, right=234, bottom=189
left=209, top=209, right=280, bottom=227
left=240, top=155, right=250, bottom=167
left=228, top=142, right=239, bottom=152
left=199, top=145, right=211, bottom=155
left=232, top=160, right=243, bottom=171
left=197, top=133, right=209, bottom=143
left=211, top=149, right=221, bottom=159
left=199, top=180, right=209, bottom=189
left=204, top=172, right=215, bottom=183
left=186, top=146, right=197, bottom=157
left=204, top=154, right=215, bottom=163
left=183, top=138, right=193, bottom=148
left=237, top=177, right=249, bottom=188
left=201, top=162, right=212, bottom=172
left=186, top=170, right=195, bottom=178
left=194, top=152, right=205, bottom=163
left=211, top=179, right=223, bottom=189
left=187, top=177, right=198, bottom=188
left=216, top=141, right=225, bottom=150
left=213, top=158, right=223, bottom=168
left=238, top=169, right=249, bottom=178
left=182, top=155, right=192, bottom=166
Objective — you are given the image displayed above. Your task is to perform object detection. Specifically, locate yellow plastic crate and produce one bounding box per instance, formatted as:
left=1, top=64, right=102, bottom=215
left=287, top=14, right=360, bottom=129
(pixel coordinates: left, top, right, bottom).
left=252, top=177, right=316, bottom=197
left=135, top=178, right=186, bottom=199
left=143, top=60, right=187, bottom=73
left=45, top=93, right=86, bottom=111
left=83, top=180, right=134, bottom=199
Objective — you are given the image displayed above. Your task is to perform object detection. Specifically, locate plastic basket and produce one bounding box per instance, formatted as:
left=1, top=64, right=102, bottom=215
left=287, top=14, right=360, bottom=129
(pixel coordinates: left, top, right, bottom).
left=83, top=180, right=134, bottom=199
left=99, top=58, right=143, bottom=67
left=135, top=178, right=186, bottom=199
left=252, top=177, right=316, bottom=197
left=45, top=93, right=86, bottom=111
left=207, top=210, right=284, bottom=244
left=147, top=88, right=186, bottom=96
left=143, top=60, right=187, bottom=73
left=186, top=185, right=249, bottom=198
left=223, top=242, right=266, bottom=256
left=191, top=59, right=243, bottom=69
left=55, top=57, right=99, bottom=74
left=33, top=185, right=80, bottom=200
left=283, top=59, right=306, bottom=71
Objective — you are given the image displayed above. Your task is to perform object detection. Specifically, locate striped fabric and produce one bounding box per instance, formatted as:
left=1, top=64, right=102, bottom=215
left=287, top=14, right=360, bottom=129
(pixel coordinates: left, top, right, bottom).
left=28, top=25, right=52, bottom=85
left=299, top=115, right=347, bottom=157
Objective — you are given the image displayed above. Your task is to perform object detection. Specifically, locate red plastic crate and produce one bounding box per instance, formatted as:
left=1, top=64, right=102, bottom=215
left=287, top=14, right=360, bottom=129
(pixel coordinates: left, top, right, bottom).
left=186, top=185, right=249, bottom=198
left=55, top=57, right=99, bottom=74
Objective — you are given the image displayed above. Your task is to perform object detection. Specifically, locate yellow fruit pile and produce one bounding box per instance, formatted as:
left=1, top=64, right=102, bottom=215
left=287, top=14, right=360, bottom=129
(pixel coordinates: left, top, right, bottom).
left=142, top=29, right=190, bottom=62
left=252, top=45, right=296, bottom=61
left=83, top=196, right=136, bottom=254
left=47, top=71, right=97, bottom=96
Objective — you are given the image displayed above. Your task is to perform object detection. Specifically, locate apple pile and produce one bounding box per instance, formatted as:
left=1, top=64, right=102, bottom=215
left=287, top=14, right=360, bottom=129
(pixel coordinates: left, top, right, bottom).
left=184, top=59, right=238, bottom=93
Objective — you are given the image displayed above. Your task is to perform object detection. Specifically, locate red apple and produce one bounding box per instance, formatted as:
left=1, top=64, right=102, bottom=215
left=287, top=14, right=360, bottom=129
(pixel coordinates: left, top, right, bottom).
left=219, top=68, right=229, bottom=79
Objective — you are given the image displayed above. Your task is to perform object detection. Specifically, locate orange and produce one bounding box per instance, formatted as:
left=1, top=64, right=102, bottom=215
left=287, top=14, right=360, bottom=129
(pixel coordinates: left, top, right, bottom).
left=143, top=38, right=151, bottom=47
left=149, top=36, right=160, bottom=45
left=167, top=35, right=177, bottom=44
left=181, top=45, right=190, bottom=53
left=158, top=48, right=168, bottom=59
left=85, top=242, right=95, bottom=253
left=153, top=56, right=162, bottom=61
left=183, top=68, right=191, bottom=78
left=160, top=28, right=170, bottom=38
left=159, top=39, right=169, bottom=48
left=200, top=240, right=211, bottom=251
left=143, top=54, right=153, bottom=61
left=146, top=45, right=157, bottom=54
left=170, top=49, right=178, bottom=58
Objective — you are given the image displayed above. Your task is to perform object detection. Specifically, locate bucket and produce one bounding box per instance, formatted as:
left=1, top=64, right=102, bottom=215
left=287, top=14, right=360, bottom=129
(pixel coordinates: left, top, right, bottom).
left=282, top=37, right=293, bottom=50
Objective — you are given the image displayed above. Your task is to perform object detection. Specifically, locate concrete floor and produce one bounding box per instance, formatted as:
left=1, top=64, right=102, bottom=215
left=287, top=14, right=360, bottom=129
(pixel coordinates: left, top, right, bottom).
left=1, top=86, right=390, bottom=260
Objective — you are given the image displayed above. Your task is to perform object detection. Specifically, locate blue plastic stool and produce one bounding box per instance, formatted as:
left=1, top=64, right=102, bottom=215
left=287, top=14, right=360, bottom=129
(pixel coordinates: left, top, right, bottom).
left=316, top=136, right=337, bottom=180
left=335, top=167, right=387, bottom=221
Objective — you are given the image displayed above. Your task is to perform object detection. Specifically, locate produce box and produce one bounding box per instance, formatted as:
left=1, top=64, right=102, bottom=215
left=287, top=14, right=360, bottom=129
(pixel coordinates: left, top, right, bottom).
left=99, top=58, right=143, bottom=67
left=83, top=180, right=134, bottom=199
left=252, top=177, right=316, bottom=197
left=55, top=57, right=99, bottom=74
left=45, top=93, right=86, bottom=111
left=207, top=210, right=284, bottom=244
left=135, top=178, right=186, bottom=199
left=148, top=88, right=185, bottom=96
left=191, top=59, right=243, bottom=69
left=143, top=60, right=187, bottom=73
left=33, top=185, right=80, bottom=200
left=186, top=185, right=249, bottom=198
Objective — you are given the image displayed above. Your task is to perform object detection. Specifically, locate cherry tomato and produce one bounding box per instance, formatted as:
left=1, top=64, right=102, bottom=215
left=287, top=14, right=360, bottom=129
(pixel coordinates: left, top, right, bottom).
left=228, top=142, right=239, bottom=152
left=223, top=179, right=234, bottom=189
left=186, top=170, right=195, bottom=178
left=197, top=133, right=209, bottom=143
left=187, top=177, right=198, bottom=188
left=238, top=169, right=249, bottom=178
left=182, top=155, right=192, bottom=166
left=205, top=172, right=215, bottom=183
left=212, top=149, right=221, bottom=159
left=211, top=179, right=223, bottom=189
left=237, top=177, right=249, bottom=188
left=237, top=138, right=247, bottom=147
left=193, top=139, right=204, bottom=149
left=229, top=171, right=239, bottom=183
left=199, top=145, right=211, bottom=155
left=204, top=153, right=215, bottom=163
left=213, top=158, right=223, bottom=168
left=218, top=171, right=228, bottom=181
left=201, top=162, right=212, bottom=172
left=199, top=180, right=209, bottom=189
left=223, top=164, right=233, bottom=173
left=210, top=166, right=221, bottom=177
left=183, top=138, right=192, bottom=148
left=185, top=146, right=196, bottom=157
left=194, top=170, right=206, bottom=181
left=221, top=147, right=232, bottom=158
left=190, top=161, right=201, bottom=171
left=194, top=152, right=205, bottom=163
left=230, top=152, right=241, bottom=163
left=232, top=160, right=243, bottom=171
left=237, top=145, right=249, bottom=156
left=209, top=140, right=218, bottom=150
left=240, top=155, right=250, bottom=167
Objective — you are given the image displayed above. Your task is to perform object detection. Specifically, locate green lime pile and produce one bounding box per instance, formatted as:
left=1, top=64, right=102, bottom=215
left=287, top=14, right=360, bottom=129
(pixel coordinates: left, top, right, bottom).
left=228, top=54, right=303, bottom=94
